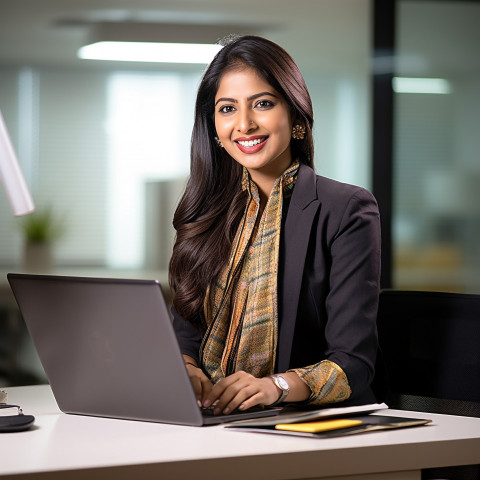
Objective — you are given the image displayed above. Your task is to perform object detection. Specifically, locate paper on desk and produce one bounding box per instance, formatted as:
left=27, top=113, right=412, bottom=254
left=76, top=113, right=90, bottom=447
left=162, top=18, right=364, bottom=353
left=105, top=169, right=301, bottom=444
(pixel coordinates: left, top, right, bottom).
left=225, top=402, right=388, bottom=428
left=227, top=415, right=431, bottom=439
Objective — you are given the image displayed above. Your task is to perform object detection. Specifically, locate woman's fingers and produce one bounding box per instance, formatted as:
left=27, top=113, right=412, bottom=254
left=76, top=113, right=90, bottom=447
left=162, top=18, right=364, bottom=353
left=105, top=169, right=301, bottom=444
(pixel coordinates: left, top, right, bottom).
left=187, top=367, right=280, bottom=414
left=203, top=373, right=240, bottom=408
left=200, top=376, right=213, bottom=404
left=236, top=391, right=266, bottom=412
left=186, top=364, right=213, bottom=406
left=190, top=376, right=203, bottom=406
left=204, top=372, right=278, bottom=414
left=221, top=384, right=262, bottom=414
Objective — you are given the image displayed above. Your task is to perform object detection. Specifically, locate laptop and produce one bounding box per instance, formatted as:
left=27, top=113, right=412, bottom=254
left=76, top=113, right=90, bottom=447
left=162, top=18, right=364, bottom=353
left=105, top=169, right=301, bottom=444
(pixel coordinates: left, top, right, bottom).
left=7, top=273, right=281, bottom=426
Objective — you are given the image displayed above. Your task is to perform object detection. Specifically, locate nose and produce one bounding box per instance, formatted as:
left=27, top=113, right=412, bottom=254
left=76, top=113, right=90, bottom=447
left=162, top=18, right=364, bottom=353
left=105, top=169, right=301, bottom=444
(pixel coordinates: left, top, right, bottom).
left=236, top=110, right=256, bottom=133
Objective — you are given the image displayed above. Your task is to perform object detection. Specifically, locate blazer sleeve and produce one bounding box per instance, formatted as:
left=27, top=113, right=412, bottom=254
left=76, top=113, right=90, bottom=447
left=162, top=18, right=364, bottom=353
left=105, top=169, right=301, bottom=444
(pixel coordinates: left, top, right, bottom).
left=171, top=306, right=203, bottom=364
left=323, top=187, right=381, bottom=398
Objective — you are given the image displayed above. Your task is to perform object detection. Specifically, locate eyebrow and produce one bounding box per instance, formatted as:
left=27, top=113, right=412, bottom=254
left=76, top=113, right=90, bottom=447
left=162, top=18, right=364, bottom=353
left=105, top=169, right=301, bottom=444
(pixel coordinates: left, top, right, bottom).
left=214, top=91, right=278, bottom=106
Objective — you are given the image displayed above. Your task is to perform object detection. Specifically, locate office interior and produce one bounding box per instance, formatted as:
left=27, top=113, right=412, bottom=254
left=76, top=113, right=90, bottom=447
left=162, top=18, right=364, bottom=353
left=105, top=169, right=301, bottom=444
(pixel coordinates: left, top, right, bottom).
left=0, top=0, right=479, bottom=387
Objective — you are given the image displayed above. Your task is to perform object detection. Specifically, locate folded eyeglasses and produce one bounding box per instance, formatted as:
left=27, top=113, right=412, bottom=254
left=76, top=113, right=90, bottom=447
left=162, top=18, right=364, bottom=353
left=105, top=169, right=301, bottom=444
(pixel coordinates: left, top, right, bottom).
left=0, top=404, right=25, bottom=416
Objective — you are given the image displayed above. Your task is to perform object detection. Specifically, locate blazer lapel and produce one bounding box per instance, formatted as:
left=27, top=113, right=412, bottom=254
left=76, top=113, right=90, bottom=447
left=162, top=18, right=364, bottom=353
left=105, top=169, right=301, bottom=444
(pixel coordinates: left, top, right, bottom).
left=277, top=164, right=319, bottom=372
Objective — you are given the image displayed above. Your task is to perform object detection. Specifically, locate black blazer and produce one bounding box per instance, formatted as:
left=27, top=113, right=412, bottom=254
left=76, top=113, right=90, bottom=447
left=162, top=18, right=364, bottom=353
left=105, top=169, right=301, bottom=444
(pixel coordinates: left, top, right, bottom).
left=173, top=164, right=382, bottom=405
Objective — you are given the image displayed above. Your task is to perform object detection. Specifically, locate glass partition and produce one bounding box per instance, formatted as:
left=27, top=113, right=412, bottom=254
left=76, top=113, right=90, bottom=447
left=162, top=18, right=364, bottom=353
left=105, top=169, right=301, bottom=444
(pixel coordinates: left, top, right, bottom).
left=393, top=1, right=480, bottom=293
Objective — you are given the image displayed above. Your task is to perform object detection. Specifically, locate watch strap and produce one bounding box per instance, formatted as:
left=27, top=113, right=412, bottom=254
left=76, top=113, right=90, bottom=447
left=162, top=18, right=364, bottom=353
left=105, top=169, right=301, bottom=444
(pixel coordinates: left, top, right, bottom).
left=267, top=375, right=290, bottom=407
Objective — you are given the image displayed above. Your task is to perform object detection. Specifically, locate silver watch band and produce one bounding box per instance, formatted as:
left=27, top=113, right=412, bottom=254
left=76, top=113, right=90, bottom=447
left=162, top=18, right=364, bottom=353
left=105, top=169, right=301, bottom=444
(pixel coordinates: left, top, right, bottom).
left=267, top=375, right=290, bottom=407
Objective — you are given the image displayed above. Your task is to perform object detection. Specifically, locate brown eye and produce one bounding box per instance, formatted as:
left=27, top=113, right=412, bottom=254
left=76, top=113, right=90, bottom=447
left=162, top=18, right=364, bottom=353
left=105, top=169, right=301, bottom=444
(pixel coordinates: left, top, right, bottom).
left=219, top=105, right=236, bottom=114
left=255, top=100, right=275, bottom=109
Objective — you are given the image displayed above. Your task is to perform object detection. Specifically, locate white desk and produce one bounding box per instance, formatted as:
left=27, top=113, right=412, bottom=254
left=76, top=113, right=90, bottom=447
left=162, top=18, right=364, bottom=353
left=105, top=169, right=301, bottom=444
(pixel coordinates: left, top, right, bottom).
left=1, top=385, right=480, bottom=480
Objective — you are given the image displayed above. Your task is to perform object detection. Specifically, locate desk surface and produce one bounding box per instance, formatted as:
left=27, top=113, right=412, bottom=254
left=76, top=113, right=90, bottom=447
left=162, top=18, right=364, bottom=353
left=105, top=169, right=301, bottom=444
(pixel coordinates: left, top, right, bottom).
left=1, top=385, right=480, bottom=480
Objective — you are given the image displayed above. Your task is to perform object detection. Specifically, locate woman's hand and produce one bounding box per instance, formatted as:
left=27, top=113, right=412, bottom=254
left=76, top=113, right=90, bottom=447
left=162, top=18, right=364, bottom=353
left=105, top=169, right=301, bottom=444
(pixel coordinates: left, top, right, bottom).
left=203, top=371, right=280, bottom=415
left=185, top=363, right=213, bottom=407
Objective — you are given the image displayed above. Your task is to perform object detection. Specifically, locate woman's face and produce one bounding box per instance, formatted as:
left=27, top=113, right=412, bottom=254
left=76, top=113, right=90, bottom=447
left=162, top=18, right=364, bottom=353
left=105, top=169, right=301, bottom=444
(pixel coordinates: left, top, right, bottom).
left=214, top=67, right=293, bottom=180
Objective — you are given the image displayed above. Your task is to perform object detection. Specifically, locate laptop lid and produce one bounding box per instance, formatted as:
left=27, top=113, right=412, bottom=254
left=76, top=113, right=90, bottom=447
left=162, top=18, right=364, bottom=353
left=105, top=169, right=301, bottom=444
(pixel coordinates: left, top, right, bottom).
left=8, top=273, right=208, bottom=426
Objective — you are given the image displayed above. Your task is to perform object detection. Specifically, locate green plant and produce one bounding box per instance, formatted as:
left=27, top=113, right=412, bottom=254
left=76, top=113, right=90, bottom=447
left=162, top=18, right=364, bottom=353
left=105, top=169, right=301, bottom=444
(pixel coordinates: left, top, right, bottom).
left=19, top=208, right=65, bottom=244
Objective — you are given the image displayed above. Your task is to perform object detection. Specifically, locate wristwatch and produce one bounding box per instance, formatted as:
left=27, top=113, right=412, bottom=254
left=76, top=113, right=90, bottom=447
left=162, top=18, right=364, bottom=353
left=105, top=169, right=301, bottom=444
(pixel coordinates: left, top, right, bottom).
left=268, top=375, right=290, bottom=406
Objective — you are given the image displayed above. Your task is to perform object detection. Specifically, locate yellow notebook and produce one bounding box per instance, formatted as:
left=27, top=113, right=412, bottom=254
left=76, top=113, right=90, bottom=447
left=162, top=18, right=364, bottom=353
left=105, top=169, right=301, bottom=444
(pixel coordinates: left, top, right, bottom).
left=275, top=418, right=362, bottom=433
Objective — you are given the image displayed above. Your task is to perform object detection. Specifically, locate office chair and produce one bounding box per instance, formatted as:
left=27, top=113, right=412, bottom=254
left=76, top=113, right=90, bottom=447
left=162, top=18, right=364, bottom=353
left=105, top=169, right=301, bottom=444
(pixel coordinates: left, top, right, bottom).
left=376, top=290, right=480, bottom=480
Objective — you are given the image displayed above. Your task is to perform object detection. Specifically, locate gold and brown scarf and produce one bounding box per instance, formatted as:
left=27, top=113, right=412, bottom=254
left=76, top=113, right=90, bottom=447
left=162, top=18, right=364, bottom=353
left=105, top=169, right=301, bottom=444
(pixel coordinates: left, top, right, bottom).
left=201, top=161, right=299, bottom=383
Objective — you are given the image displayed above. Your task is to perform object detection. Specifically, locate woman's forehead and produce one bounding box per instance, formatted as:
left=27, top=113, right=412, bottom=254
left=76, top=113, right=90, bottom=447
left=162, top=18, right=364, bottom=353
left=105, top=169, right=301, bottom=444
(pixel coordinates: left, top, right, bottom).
left=215, top=67, right=278, bottom=100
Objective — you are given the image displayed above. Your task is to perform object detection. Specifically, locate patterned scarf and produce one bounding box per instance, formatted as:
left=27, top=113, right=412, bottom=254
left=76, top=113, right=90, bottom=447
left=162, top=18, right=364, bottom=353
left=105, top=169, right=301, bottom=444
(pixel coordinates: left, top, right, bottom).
left=201, top=161, right=299, bottom=382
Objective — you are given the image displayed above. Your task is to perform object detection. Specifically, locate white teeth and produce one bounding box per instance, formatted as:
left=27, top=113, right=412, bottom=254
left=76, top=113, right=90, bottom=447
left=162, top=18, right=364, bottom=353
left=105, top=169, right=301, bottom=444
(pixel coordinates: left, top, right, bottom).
left=237, top=138, right=264, bottom=147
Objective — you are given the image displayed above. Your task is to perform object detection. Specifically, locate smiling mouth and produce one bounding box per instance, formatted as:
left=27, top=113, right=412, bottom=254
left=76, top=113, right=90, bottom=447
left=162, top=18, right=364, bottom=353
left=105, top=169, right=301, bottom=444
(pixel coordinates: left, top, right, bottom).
left=235, top=137, right=267, bottom=147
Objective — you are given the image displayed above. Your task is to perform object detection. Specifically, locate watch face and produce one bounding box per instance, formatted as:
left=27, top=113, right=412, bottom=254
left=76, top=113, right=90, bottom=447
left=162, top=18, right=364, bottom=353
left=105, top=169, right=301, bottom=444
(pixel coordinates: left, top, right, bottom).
left=276, top=376, right=289, bottom=390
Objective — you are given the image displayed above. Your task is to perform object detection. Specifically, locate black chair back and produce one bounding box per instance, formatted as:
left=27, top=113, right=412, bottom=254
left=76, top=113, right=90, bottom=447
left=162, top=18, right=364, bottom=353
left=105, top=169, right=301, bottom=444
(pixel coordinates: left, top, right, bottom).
left=377, top=290, right=480, bottom=480
left=377, top=289, right=480, bottom=417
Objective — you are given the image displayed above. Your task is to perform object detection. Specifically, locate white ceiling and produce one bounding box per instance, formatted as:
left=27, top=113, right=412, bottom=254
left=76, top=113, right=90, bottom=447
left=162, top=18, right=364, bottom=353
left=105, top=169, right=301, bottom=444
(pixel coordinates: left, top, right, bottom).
left=0, top=1, right=478, bottom=77
left=0, top=0, right=370, bottom=74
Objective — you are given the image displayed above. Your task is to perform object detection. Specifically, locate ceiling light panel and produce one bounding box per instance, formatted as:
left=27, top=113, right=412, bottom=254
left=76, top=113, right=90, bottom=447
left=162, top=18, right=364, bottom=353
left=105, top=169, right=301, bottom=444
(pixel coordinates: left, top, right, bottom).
left=78, top=41, right=223, bottom=63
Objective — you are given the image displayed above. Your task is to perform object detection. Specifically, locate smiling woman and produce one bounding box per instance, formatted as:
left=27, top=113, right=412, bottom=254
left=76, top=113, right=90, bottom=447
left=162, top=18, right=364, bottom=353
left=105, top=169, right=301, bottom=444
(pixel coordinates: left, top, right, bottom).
left=214, top=68, right=293, bottom=202
left=168, top=35, right=382, bottom=416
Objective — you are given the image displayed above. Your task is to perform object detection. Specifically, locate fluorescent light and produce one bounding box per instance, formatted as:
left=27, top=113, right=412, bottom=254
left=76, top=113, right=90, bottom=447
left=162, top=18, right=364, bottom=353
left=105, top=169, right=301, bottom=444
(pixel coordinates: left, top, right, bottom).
left=392, top=77, right=451, bottom=94
left=78, top=41, right=223, bottom=64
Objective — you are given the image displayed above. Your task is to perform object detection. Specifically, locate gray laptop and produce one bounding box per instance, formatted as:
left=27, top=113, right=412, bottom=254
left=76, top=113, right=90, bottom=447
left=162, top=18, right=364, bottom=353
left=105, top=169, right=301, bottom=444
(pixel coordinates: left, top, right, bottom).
left=7, top=273, right=281, bottom=426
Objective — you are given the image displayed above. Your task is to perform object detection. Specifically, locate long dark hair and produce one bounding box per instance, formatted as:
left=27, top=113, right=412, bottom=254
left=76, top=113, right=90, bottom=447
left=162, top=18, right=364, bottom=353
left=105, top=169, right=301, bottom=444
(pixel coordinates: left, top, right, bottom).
left=169, top=35, right=314, bottom=329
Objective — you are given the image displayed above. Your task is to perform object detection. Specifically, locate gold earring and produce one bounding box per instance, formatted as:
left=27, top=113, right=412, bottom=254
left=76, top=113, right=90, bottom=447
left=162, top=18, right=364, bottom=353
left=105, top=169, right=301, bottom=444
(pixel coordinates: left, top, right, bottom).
left=215, top=137, right=224, bottom=148
left=292, top=124, right=306, bottom=140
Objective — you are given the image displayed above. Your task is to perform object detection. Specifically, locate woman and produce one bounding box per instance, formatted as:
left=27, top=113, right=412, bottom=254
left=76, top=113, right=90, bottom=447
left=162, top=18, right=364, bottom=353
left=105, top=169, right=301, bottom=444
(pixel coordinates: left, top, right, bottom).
left=169, top=35, right=381, bottom=415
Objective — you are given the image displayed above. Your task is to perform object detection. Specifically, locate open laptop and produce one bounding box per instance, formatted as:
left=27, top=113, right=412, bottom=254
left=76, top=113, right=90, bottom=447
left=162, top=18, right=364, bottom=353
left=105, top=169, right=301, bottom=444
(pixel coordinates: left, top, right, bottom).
left=7, top=273, right=281, bottom=426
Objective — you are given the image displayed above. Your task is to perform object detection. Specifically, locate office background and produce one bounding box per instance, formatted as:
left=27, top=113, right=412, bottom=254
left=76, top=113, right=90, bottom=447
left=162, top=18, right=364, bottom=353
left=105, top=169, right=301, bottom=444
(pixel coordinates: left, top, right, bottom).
left=0, top=0, right=479, bottom=385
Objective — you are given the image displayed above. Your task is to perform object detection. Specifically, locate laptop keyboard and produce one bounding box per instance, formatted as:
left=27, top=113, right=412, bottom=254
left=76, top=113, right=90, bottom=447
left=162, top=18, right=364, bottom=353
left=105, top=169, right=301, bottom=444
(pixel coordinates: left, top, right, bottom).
left=200, top=404, right=267, bottom=417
